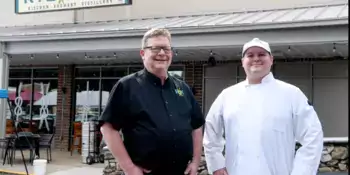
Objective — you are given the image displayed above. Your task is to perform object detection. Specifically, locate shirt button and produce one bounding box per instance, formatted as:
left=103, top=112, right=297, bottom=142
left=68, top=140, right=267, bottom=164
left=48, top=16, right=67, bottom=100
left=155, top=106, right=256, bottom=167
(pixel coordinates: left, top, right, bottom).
left=165, top=101, right=168, bottom=104
left=169, top=114, right=172, bottom=117
left=173, top=129, right=176, bottom=131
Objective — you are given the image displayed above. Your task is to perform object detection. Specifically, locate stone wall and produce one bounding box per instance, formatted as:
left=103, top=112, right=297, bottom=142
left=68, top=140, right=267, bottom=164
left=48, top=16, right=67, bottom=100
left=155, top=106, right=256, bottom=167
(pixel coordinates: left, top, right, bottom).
left=102, top=142, right=349, bottom=175
left=319, top=143, right=349, bottom=172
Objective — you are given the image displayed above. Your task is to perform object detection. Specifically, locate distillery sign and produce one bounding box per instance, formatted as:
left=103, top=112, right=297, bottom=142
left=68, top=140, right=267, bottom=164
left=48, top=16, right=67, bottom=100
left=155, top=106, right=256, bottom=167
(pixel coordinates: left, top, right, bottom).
left=15, top=0, right=131, bottom=14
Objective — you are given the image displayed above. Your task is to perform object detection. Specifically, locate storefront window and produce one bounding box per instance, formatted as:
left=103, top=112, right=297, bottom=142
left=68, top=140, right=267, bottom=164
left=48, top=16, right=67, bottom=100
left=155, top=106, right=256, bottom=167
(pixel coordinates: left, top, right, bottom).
left=9, top=69, right=31, bottom=78
left=8, top=79, right=32, bottom=120
left=129, top=66, right=184, bottom=80
left=74, top=79, right=100, bottom=122
left=74, top=66, right=129, bottom=122
left=33, top=69, right=58, bottom=78
left=100, top=79, right=119, bottom=113
left=8, top=68, right=58, bottom=134
left=75, top=67, right=100, bottom=77
left=101, top=67, right=128, bottom=77
left=129, top=66, right=143, bottom=74
left=31, top=80, right=57, bottom=134
left=169, top=70, right=184, bottom=80
left=73, top=65, right=184, bottom=122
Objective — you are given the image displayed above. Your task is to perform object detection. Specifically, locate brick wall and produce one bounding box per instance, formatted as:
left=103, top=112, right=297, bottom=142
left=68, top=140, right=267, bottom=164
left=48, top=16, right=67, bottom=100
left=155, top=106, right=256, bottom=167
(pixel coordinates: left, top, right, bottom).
left=55, top=65, right=73, bottom=150
left=184, top=62, right=204, bottom=108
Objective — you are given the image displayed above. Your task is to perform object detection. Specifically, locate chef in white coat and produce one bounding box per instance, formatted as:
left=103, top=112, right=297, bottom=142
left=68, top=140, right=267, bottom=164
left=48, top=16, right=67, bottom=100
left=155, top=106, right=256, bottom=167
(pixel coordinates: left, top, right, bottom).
left=203, top=38, right=323, bottom=175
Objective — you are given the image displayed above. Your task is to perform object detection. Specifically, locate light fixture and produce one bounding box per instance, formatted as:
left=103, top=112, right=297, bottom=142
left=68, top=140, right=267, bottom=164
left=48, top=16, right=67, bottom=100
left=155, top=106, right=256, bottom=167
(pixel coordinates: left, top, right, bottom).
left=333, top=43, right=336, bottom=53
left=208, top=50, right=216, bottom=66
left=56, top=53, right=60, bottom=59
left=113, top=52, right=117, bottom=57
left=288, top=46, right=291, bottom=52
left=208, top=56, right=216, bottom=66
left=84, top=53, right=88, bottom=59
left=30, top=54, right=34, bottom=60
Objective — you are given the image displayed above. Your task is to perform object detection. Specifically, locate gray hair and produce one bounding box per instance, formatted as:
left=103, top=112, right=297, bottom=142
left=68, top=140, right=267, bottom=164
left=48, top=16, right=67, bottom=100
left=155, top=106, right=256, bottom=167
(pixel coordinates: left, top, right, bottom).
left=141, top=28, right=171, bottom=48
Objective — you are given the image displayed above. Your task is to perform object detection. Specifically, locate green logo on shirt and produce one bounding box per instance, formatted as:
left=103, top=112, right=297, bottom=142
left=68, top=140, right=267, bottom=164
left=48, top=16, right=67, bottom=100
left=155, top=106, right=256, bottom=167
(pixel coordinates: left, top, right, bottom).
left=175, top=89, right=184, bottom=96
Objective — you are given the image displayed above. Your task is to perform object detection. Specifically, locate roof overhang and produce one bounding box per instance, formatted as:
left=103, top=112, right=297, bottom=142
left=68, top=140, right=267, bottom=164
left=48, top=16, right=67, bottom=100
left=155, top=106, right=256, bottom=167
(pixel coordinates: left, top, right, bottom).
left=0, top=2, right=347, bottom=42
left=4, top=25, right=348, bottom=55
left=0, top=18, right=348, bottom=42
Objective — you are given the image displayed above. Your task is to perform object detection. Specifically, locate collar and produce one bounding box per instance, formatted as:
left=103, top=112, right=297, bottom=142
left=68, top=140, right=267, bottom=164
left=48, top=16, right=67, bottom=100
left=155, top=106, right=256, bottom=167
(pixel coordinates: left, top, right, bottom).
left=142, top=68, right=171, bottom=87
left=243, top=72, right=275, bottom=87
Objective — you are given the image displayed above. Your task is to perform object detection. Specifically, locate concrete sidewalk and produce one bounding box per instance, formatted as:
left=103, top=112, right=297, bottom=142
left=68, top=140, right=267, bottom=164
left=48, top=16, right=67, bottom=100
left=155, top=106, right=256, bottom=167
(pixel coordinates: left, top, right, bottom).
left=49, top=167, right=103, bottom=175
left=1, top=149, right=104, bottom=175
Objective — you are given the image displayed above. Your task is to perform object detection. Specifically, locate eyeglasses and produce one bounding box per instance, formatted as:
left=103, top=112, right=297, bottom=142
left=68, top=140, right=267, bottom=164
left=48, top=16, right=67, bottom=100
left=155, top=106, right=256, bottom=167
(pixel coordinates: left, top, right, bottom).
left=144, top=46, right=173, bottom=53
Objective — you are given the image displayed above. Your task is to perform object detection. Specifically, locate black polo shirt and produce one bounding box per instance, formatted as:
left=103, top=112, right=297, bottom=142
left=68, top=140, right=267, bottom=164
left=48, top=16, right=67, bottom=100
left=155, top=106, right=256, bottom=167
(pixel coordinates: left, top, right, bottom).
left=99, top=69, right=205, bottom=170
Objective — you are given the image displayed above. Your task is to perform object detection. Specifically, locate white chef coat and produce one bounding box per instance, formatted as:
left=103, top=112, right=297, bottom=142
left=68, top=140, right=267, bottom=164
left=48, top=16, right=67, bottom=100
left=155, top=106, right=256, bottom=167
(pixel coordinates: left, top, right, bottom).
left=203, top=72, right=323, bottom=175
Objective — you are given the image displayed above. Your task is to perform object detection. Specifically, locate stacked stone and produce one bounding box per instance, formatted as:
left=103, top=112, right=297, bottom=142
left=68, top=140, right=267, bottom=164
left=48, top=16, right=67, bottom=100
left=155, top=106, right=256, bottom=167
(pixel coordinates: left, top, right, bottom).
left=102, top=143, right=349, bottom=175
left=319, top=144, right=349, bottom=172
left=103, top=146, right=124, bottom=175
left=102, top=147, right=210, bottom=175
left=197, top=155, right=209, bottom=175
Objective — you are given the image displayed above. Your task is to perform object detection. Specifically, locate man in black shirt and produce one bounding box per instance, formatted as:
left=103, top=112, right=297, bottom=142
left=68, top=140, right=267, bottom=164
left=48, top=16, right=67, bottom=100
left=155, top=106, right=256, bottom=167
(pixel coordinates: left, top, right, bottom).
left=99, top=28, right=205, bottom=175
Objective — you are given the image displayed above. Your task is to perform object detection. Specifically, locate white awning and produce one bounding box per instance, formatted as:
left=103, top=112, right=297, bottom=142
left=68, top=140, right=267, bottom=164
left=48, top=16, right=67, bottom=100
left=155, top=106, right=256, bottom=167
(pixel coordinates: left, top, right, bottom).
left=0, top=2, right=348, bottom=41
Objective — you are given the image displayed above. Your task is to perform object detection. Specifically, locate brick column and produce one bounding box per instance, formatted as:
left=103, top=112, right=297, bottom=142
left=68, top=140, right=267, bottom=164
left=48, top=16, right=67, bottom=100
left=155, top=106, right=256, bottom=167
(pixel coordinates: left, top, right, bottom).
left=184, top=62, right=204, bottom=108
left=55, top=65, right=73, bottom=150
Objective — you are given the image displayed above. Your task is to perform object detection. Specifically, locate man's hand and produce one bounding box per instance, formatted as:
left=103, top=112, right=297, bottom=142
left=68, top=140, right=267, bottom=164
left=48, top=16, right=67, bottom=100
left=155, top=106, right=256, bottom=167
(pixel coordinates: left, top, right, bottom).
left=184, top=162, right=199, bottom=175
left=124, top=164, right=151, bottom=175
left=213, top=168, right=228, bottom=175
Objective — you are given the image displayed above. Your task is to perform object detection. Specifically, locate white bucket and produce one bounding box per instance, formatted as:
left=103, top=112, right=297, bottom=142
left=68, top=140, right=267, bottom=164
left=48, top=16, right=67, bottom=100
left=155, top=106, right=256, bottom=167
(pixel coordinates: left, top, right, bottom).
left=33, top=159, right=47, bottom=175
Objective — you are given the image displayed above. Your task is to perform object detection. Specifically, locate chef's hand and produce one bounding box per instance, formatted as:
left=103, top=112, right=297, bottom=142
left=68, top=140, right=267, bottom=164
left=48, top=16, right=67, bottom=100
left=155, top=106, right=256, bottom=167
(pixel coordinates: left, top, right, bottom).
left=213, top=168, right=228, bottom=175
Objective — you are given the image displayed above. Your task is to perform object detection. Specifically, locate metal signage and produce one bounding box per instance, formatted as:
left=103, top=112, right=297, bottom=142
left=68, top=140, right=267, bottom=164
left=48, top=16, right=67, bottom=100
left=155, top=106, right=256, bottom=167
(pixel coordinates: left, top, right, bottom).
left=15, top=0, right=131, bottom=14
left=0, top=89, right=8, bottom=99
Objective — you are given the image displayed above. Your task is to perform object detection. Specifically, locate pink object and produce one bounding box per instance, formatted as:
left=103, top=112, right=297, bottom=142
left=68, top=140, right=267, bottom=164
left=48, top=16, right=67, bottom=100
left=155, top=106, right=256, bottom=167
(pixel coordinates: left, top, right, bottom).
left=8, top=89, right=43, bottom=101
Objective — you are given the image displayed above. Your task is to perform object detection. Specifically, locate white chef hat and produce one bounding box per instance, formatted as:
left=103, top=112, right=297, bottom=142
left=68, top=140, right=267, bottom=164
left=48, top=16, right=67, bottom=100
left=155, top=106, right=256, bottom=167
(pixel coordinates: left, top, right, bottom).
left=242, top=38, right=272, bottom=57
